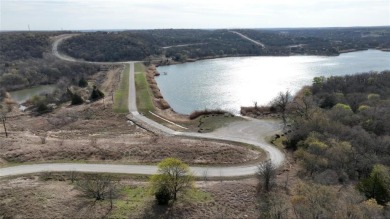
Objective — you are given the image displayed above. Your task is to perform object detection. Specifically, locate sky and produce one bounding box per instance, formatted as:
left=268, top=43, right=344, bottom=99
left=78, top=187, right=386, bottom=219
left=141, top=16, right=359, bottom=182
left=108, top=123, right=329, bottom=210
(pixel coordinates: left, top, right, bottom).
left=1, top=0, right=389, bottom=30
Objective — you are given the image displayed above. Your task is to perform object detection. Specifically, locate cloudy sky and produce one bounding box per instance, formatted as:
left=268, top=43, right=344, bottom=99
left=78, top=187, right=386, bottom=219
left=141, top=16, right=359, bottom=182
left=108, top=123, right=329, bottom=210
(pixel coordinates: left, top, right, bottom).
left=1, top=0, right=389, bottom=30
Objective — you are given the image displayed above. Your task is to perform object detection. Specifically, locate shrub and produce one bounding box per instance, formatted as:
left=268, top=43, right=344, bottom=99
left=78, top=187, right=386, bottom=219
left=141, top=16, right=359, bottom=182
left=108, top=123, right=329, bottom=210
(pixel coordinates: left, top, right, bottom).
left=90, top=85, right=105, bottom=101
left=36, top=102, right=49, bottom=113
left=78, top=77, right=88, bottom=87
left=155, top=185, right=172, bottom=205
left=333, top=103, right=352, bottom=112
left=150, top=158, right=194, bottom=201
left=71, top=93, right=84, bottom=105
left=357, top=164, right=390, bottom=205
left=189, top=109, right=230, bottom=120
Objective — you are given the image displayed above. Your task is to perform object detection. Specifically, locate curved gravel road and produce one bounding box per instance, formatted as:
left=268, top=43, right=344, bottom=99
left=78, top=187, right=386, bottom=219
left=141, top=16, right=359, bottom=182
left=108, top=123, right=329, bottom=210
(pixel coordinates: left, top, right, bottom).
left=0, top=34, right=284, bottom=178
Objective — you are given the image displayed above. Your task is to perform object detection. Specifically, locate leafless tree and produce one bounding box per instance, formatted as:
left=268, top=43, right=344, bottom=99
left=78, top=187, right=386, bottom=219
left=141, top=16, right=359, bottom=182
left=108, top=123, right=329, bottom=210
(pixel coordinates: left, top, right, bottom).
left=0, top=103, right=11, bottom=137
left=202, top=169, right=209, bottom=185
left=69, top=171, right=79, bottom=183
left=76, top=174, right=119, bottom=201
left=271, top=91, right=291, bottom=127
left=291, top=90, right=316, bottom=121
left=257, top=160, right=276, bottom=192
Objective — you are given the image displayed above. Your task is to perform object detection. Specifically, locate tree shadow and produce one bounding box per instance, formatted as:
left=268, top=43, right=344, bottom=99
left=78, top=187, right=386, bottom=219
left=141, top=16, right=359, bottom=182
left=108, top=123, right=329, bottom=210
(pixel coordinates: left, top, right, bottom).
left=140, top=200, right=187, bottom=219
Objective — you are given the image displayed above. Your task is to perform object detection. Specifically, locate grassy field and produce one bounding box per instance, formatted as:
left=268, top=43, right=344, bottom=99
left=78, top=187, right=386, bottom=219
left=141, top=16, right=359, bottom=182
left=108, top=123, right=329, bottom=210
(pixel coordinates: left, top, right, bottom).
left=134, top=63, right=155, bottom=115
left=113, top=64, right=129, bottom=113
left=195, top=114, right=244, bottom=133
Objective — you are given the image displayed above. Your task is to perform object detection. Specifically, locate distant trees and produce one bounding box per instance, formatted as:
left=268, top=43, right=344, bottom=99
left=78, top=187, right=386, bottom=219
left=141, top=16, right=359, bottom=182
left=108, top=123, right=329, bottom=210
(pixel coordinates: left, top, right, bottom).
left=150, top=158, right=194, bottom=204
left=0, top=32, right=100, bottom=91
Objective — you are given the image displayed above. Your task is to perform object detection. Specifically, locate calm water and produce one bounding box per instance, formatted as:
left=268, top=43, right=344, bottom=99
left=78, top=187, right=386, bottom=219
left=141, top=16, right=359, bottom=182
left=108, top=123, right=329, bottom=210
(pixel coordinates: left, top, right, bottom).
left=10, top=85, right=56, bottom=104
left=156, top=50, right=390, bottom=114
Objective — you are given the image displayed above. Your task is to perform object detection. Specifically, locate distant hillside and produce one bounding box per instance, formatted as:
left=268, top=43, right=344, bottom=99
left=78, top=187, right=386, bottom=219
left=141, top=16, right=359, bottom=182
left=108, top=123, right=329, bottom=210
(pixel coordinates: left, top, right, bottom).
left=58, top=27, right=390, bottom=62
left=0, top=32, right=99, bottom=91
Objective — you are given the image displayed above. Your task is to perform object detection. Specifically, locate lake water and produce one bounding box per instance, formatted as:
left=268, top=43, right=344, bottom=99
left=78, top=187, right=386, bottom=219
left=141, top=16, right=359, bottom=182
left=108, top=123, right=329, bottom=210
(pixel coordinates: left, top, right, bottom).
left=156, top=50, right=390, bottom=114
left=9, top=85, right=57, bottom=104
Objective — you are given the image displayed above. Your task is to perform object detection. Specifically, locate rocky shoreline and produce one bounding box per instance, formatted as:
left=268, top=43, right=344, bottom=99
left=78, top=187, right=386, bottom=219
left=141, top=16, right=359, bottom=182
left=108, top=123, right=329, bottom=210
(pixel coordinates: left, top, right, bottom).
left=145, top=65, right=171, bottom=111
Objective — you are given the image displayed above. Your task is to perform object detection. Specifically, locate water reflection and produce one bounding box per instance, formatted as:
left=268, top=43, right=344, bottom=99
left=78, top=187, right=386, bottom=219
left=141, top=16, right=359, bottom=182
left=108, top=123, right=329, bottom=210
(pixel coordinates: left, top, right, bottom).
left=157, top=50, right=390, bottom=114
left=9, top=85, right=56, bottom=104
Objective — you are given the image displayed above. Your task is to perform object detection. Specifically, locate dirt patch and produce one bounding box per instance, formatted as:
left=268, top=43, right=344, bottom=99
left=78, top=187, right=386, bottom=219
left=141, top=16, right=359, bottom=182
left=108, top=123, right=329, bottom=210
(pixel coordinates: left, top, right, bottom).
left=93, top=66, right=123, bottom=96
left=0, top=176, right=112, bottom=219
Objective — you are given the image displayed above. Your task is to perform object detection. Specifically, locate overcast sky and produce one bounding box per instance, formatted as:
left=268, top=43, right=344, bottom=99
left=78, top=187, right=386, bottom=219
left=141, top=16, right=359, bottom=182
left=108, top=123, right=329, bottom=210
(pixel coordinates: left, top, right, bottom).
left=1, top=0, right=389, bottom=30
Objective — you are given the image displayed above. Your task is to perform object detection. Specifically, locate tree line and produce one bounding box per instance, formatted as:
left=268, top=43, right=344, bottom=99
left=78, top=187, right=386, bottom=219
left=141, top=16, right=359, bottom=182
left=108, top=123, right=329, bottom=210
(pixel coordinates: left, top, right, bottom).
left=284, top=71, right=390, bottom=204
left=57, top=27, right=390, bottom=62
left=0, top=32, right=100, bottom=91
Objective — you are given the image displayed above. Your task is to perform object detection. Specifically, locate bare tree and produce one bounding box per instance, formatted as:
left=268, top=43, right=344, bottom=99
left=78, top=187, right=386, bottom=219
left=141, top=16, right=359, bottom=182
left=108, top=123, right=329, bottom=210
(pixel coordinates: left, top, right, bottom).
left=0, top=103, right=11, bottom=138
left=259, top=191, right=289, bottom=219
left=291, top=89, right=316, bottom=121
left=271, top=91, right=291, bottom=127
left=257, top=160, right=276, bottom=192
left=76, top=174, right=119, bottom=201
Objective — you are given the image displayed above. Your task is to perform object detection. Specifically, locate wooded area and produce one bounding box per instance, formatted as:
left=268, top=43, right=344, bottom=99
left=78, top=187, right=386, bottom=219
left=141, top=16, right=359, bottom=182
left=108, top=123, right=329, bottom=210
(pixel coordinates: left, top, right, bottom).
left=286, top=71, right=390, bottom=205
left=58, top=27, right=390, bottom=62
left=0, top=32, right=99, bottom=91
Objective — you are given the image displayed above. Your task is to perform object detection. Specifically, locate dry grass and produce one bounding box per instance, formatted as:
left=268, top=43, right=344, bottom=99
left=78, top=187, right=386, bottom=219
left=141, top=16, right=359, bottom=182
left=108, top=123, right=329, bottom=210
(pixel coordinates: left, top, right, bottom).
left=0, top=133, right=263, bottom=165
left=1, top=98, right=263, bottom=166
left=0, top=176, right=261, bottom=219
left=0, top=176, right=110, bottom=219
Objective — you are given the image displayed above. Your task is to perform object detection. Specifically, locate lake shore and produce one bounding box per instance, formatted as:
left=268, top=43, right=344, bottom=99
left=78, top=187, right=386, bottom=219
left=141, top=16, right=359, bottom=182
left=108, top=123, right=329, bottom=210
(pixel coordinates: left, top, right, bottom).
left=155, top=49, right=390, bottom=115
left=155, top=48, right=390, bottom=67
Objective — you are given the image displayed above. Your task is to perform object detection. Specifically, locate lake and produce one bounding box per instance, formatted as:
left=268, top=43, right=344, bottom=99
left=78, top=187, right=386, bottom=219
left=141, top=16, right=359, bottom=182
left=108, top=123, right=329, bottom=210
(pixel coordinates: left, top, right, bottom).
left=9, top=85, right=57, bottom=104
left=156, top=50, right=390, bottom=115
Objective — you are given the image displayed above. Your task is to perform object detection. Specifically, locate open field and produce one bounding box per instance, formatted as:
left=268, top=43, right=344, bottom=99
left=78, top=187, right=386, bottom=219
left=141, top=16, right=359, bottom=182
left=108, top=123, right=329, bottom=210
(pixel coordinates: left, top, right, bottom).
left=0, top=174, right=261, bottom=219
left=0, top=101, right=264, bottom=166
left=113, top=63, right=130, bottom=113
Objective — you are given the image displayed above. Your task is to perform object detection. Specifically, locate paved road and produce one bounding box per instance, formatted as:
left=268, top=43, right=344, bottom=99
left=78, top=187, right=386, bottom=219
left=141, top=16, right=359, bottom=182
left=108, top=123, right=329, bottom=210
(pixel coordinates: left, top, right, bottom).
left=230, top=31, right=266, bottom=48
left=0, top=34, right=284, bottom=178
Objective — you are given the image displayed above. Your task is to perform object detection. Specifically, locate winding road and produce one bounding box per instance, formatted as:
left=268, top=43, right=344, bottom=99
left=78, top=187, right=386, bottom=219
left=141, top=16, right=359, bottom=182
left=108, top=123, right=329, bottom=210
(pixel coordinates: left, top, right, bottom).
left=0, top=35, right=284, bottom=178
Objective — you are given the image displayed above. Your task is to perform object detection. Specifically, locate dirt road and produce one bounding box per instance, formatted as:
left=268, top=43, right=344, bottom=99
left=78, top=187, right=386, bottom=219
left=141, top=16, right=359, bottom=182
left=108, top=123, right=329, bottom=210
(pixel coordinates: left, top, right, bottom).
left=229, top=31, right=266, bottom=48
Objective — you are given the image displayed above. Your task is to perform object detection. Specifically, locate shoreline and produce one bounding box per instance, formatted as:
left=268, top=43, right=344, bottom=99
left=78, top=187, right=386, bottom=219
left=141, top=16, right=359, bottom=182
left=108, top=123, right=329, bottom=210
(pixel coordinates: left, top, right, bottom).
left=155, top=48, right=390, bottom=67
left=148, top=48, right=389, bottom=120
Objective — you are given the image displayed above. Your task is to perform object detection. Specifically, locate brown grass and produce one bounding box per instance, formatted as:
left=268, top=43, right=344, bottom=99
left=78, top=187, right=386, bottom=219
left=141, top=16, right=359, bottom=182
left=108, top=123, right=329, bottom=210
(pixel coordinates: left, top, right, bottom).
left=1, top=99, right=263, bottom=165
left=0, top=133, right=263, bottom=165
left=0, top=176, right=261, bottom=219
left=0, top=176, right=110, bottom=218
